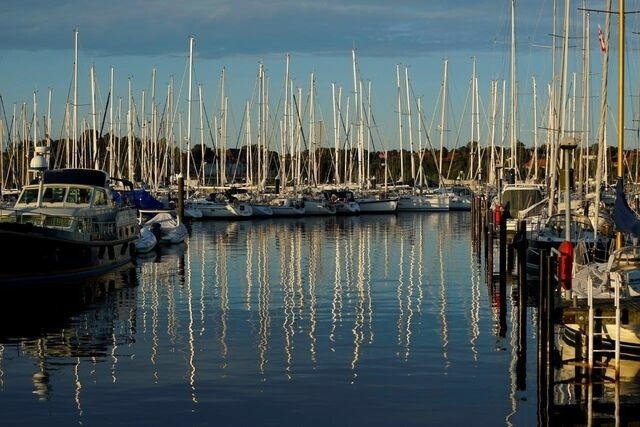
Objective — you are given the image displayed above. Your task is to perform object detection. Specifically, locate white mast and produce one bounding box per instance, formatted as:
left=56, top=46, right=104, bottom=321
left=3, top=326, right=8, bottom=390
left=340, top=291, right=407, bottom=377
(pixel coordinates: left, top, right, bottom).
left=509, top=0, right=518, bottom=174
left=198, top=84, right=205, bottom=187
left=90, top=64, right=98, bottom=169
left=532, top=76, right=538, bottom=181
left=127, top=78, right=134, bottom=180
left=405, top=66, right=416, bottom=186
left=438, top=59, right=448, bottom=185
left=220, top=67, right=227, bottom=188
left=332, top=82, right=340, bottom=184
left=310, top=72, right=317, bottom=186
left=109, top=66, right=115, bottom=177
left=151, top=67, right=158, bottom=189
left=489, top=80, right=498, bottom=186
left=186, top=35, right=194, bottom=197
left=470, top=57, right=476, bottom=182
left=396, top=64, right=404, bottom=184
left=245, top=100, right=252, bottom=186
left=579, top=6, right=591, bottom=197
left=73, top=29, right=79, bottom=169
left=282, top=54, right=290, bottom=191
left=351, top=48, right=361, bottom=188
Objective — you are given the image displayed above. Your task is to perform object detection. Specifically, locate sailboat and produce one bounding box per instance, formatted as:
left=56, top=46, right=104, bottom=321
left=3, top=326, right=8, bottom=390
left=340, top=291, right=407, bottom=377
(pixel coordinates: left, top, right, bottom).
left=559, top=0, right=640, bottom=361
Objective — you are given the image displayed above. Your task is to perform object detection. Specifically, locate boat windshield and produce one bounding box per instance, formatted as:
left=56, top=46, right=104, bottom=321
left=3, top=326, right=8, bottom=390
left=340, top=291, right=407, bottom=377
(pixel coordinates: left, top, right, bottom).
left=67, top=187, right=92, bottom=204
left=42, top=186, right=67, bottom=203
left=17, top=188, right=39, bottom=205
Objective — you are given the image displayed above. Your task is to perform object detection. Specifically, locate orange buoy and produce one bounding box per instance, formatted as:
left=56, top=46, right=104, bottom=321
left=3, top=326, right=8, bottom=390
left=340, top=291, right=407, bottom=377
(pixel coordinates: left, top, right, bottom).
left=558, top=240, right=573, bottom=290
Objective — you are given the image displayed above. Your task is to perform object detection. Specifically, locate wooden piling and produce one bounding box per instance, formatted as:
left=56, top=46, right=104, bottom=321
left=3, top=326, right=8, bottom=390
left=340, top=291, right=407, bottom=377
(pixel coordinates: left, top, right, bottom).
left=516, top=220, right=527, bottom=391
left=537, top=248, right=550, bottom=426
left=177, top=175, right=185, bottom=222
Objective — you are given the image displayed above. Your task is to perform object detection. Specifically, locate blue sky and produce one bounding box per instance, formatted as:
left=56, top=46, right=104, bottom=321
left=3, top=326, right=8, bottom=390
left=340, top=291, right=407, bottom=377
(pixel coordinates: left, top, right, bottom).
left=0, top=0, right=635, bottom=153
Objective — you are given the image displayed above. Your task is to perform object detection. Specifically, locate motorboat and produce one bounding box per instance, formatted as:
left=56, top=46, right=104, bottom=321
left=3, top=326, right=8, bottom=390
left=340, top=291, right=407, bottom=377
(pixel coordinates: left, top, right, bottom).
left=0, top=166, right=140, bottom=286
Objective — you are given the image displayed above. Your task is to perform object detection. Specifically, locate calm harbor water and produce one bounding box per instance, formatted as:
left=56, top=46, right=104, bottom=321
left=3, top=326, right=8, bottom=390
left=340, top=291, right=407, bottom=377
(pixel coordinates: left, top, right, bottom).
left=0, top=212, right=546, bottom=425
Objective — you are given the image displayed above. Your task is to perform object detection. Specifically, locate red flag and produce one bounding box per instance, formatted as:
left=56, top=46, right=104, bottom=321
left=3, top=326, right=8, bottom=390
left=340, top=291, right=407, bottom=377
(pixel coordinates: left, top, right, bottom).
left=598, top=25, right=607, bottom=53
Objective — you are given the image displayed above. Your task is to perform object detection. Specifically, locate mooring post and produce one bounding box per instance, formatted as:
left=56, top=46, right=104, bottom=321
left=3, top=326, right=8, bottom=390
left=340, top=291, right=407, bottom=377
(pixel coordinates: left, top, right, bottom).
left=177, top=175, right=185, bottom=222
left=484, top=197, right=491, bottom=262
left=537, top=248, right=549, bottom=426
left=517, top=220, right=527, bottom=391
left=499, top=204, right=507, bottom=284
left=545, top=251, right=555, bottom=419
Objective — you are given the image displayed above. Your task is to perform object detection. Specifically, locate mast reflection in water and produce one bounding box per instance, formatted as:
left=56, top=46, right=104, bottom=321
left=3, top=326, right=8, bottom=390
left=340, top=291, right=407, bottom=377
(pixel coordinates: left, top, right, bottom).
left=2, top=212, right=544, bottom=426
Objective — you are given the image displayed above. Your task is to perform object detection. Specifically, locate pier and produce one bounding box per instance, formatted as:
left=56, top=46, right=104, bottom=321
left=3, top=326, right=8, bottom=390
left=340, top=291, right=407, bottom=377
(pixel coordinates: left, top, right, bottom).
left=471, top=194, right=640, bottom=426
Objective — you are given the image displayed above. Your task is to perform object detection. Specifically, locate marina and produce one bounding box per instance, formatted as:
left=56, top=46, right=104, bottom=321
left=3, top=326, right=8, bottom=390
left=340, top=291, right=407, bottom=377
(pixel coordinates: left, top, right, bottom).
left=0, top=212, right=539, bottom=426
left=2, top=205, right=640, bottom=425
left=4, top=1, right=640, bottom=425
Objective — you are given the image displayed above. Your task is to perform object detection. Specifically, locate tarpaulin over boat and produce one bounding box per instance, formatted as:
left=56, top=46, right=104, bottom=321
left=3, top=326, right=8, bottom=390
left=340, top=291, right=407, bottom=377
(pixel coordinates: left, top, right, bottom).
left=613, top=178, right=640, bottom=237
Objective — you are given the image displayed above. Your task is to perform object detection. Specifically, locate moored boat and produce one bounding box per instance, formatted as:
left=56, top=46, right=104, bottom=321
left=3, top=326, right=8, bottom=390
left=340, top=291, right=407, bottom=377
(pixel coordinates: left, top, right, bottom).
left=299, top=196, right=337, bottom=216
left=0, top=166, right=140, bottom=286
left=322, top=189, right=360, bottom=215
left=396, top=192, right=449, bottom=212
left=142, top=211, right=188, bottom=244
left=355, top=195, right=398, bottom=214
left=134, top=225, right=159, bottom=254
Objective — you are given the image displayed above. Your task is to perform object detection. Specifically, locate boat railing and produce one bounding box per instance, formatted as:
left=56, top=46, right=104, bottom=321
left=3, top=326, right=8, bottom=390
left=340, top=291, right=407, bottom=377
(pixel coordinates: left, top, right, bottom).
left=0, top=208, right=132, bottom=241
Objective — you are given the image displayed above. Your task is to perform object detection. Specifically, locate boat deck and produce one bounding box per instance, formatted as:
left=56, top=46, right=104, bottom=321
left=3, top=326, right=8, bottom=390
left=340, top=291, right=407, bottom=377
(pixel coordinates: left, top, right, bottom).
left=559, top=297, right=640, bottom=325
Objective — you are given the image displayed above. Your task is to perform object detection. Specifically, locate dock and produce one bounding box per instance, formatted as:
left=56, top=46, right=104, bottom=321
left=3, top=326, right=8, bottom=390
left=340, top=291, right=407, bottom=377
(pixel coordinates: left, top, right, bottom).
left=471, top=194, right=640, bottom=426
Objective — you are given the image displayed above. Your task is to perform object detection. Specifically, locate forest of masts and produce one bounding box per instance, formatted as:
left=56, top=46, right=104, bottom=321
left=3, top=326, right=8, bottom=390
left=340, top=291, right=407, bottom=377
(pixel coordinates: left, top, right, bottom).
left=2, top=18, right=640, bottom=198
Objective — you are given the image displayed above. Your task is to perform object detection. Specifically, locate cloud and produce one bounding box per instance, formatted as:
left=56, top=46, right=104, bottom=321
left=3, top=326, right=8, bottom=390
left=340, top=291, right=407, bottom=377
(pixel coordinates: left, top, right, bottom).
left=0, top=0, right=551, bottom=59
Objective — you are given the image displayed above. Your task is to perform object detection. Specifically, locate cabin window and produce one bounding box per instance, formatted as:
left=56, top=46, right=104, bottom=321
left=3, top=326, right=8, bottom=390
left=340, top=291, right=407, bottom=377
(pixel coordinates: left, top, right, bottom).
left=42, top=187, right=66, bottom=203
left=18, top=188, right=39, bottom=204
left=67, top=187, right=92, bottom=204
left=94, top=189, right=108, bottom=206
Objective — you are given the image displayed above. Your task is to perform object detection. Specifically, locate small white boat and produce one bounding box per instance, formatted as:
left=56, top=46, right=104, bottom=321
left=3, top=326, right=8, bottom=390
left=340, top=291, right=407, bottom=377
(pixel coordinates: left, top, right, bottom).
left=434, top=185, right=473, bottom=211
left=143, top=211, right=188, bottom=244
left=185, top=195, right=253, bottom=219
left=356, top=195, right=398, bottom=214
left=250, top=203, right=274, bottom=218
left=134, top=225, right=158, bottom=254
left=300, top=197, right=337, bottom=216
left=269, top=198, right=305, bottom=217
left=322, top=190, right=360, bottom=215
left=396, top=193, right=449, bottom=212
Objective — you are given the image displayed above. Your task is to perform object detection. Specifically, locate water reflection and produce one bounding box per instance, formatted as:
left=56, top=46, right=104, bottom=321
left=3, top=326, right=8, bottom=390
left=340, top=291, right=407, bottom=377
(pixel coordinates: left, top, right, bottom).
left=2, top=212, right=562, bottom=425
left=0, top=265, right=138, bottom=404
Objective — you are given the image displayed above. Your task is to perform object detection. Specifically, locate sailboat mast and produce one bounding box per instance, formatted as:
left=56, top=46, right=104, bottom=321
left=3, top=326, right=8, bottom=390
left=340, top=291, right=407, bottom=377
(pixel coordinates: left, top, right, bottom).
left=73, top=29, right=78, bottom=169
left=109, top=66, right=115, bottom=178
left=470, top=57, right=476, bottom=182
left=283, top=54, right=290, bottom=191
left=532, top=76, right=538, bottom=180
left=127, top=78, right=134, bottom=180
left=396, top=65, right=404, bottom=185
left=579, top=7, right=590, bottom=199
left=186, top=35, right=194, bottom=198
left=438, top=59, right=448, bottom=184
left=90, top=65, right=98, bottom=169
left=617, top=0, right=625, bottom=181
left=405, top=67, right=416, bottom=186
left=332, top=82, right=340, bottom=184
left=489, top=80, right=497, bottom=186
left=510, top=0, right=518, bottom=173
